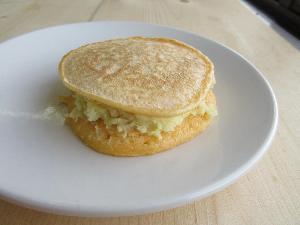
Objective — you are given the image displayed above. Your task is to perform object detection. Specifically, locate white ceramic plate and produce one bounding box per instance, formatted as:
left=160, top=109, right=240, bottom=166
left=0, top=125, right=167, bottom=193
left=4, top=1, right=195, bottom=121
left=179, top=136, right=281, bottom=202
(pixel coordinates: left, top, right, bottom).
left=0, top=21, right=277, bottom=217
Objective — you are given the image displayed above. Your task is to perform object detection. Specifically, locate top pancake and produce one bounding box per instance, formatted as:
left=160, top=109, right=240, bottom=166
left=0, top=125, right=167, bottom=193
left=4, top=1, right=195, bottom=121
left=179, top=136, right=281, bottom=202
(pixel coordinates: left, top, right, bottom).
left=59, top=37, right=214, bottom=117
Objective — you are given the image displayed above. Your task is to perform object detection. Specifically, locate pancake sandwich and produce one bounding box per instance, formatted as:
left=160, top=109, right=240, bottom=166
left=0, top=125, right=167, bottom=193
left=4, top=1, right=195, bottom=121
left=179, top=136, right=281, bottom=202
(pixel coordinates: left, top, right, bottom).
left=59, top=37, right=217, bottom=156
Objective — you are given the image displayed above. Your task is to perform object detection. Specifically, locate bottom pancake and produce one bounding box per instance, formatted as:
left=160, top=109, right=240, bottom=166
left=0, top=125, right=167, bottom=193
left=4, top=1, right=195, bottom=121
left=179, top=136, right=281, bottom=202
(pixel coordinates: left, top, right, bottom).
left=66, top=91, right=216, bottom=156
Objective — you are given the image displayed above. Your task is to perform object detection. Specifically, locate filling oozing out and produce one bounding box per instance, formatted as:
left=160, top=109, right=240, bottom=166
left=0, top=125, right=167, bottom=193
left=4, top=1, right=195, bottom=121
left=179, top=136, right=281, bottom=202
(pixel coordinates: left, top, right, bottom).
left=67, top=95, right=217, bottom=137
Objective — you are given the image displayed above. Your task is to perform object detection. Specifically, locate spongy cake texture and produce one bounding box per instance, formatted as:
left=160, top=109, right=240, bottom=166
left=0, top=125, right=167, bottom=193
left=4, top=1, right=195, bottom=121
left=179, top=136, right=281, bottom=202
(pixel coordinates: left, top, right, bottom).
left=60, top=37, right=214, bottom=116
left=65, top=91, right=216, bottom=156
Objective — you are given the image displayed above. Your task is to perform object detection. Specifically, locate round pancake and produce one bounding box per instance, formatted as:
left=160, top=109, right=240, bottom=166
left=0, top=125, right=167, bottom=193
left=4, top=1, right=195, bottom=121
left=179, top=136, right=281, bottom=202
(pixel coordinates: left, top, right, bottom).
left=59, top=37, right=214, bottom=117
left=65, top=91, right=216, bottom=156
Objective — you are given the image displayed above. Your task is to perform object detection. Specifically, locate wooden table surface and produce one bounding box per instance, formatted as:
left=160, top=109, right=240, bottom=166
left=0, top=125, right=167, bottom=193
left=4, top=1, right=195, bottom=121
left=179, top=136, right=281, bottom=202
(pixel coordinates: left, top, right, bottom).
left=0, top=0, right=299, bottom=224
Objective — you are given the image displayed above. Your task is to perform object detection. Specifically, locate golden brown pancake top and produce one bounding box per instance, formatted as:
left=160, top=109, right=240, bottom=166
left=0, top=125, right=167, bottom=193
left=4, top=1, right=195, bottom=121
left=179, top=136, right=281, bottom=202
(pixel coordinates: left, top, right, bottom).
left=59, top=37, right=214, bottom=116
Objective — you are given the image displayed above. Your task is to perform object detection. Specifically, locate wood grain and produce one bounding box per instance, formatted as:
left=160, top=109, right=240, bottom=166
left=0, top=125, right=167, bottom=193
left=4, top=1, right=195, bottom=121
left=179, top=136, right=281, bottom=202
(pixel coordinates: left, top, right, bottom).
left=0, top=0, right=299, bottom=224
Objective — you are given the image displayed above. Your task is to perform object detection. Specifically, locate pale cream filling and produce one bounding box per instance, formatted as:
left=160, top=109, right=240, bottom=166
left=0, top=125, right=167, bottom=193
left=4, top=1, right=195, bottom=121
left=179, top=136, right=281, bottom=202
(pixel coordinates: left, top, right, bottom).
left=68, top=94, right=217, bottom=137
